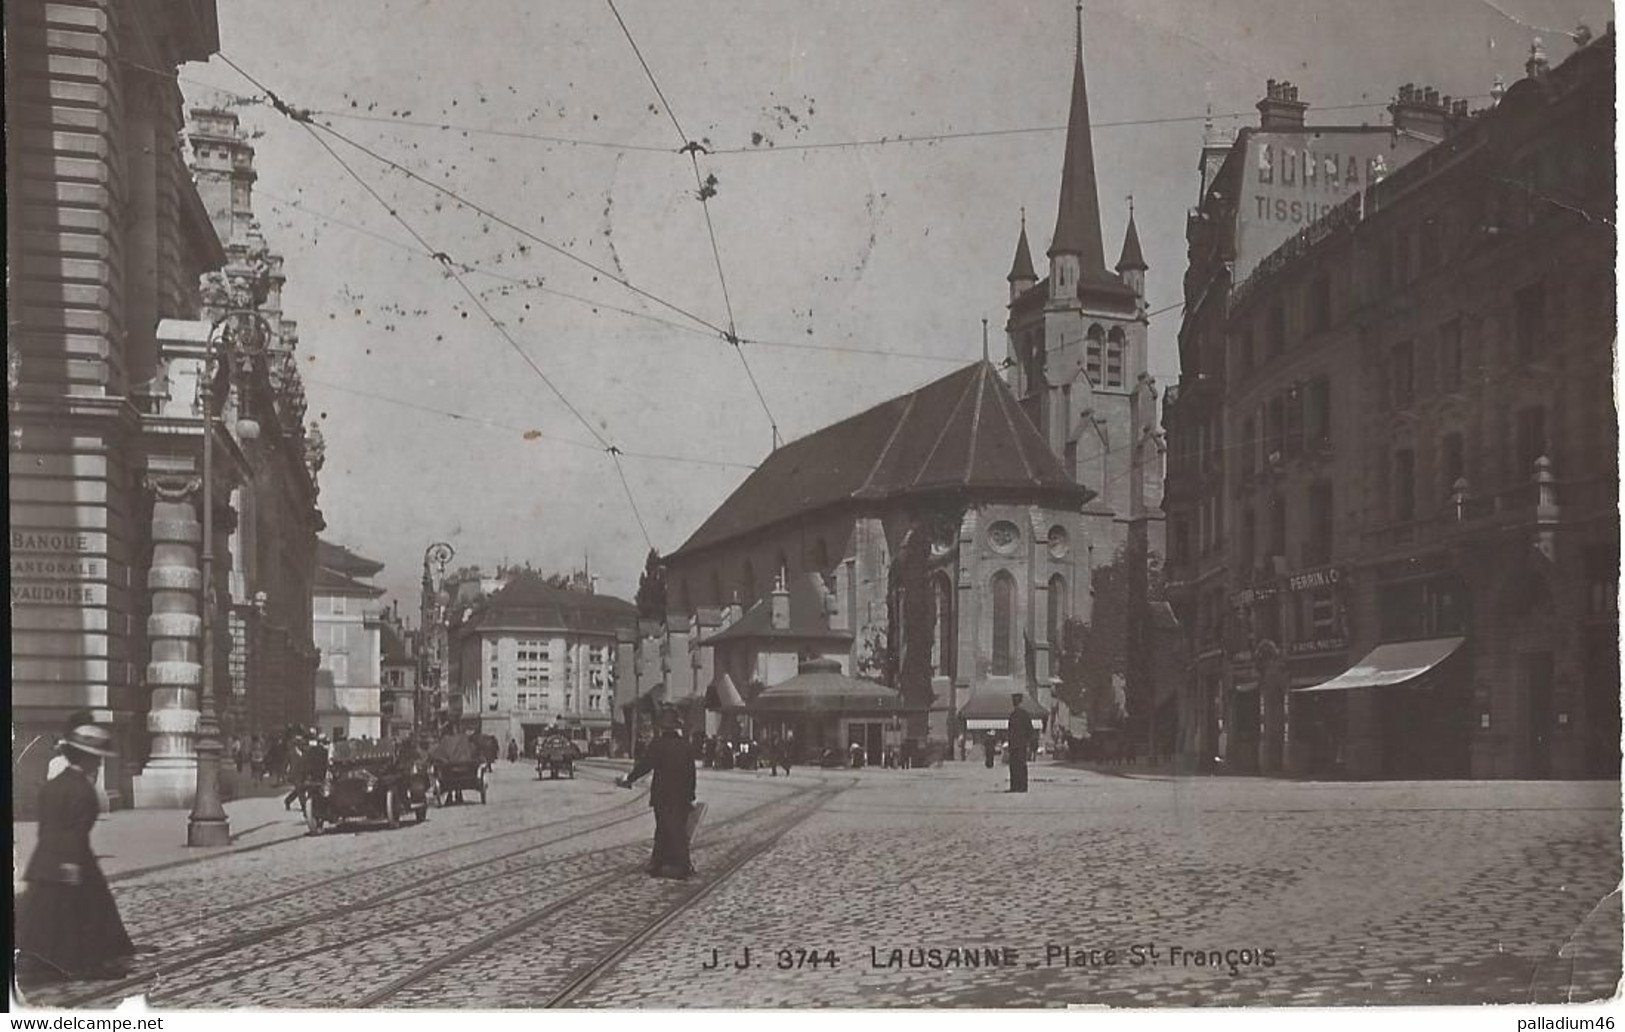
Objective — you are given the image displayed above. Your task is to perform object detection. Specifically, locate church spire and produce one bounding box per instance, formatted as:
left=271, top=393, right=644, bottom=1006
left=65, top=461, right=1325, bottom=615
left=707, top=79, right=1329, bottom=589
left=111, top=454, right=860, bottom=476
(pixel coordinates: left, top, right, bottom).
left=1046, top=1, right=1109, bottom=281
left=1007, top=207, right=1037, bottom=290
left=1116, top=196, right=1146, bottom=273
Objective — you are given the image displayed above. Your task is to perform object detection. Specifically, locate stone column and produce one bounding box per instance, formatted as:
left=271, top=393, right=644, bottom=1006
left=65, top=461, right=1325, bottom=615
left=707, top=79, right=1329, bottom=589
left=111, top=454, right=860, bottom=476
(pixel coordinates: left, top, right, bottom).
left=131, top=474, right=205, bottom=807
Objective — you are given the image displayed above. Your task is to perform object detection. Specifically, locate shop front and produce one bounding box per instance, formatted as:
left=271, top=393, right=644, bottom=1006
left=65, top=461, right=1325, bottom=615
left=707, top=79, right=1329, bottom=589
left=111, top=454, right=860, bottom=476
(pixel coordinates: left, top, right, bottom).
left=748, top=659, right=908, bottom=765
left=1294, top=636, right=1469, bottom=779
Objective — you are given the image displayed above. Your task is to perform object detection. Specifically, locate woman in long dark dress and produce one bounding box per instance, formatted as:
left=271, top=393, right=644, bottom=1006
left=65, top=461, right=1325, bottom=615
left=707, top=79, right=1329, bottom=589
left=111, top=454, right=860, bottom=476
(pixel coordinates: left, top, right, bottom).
left=16, top=724, right=135, bottom=981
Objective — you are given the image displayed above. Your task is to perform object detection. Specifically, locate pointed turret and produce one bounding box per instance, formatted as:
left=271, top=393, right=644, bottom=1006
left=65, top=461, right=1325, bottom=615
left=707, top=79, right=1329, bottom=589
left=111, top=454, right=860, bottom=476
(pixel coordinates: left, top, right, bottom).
left=1116, top=199, right=1146, bottom=301
left=1047, top=3, right=1113, bottom=298
left=1007, top=208, right=1038, bottom=302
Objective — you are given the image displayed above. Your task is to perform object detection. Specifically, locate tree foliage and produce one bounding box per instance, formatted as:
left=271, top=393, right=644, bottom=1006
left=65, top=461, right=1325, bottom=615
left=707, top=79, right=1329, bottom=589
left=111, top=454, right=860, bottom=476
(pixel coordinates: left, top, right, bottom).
left=635, top=548, right=667, bottom=619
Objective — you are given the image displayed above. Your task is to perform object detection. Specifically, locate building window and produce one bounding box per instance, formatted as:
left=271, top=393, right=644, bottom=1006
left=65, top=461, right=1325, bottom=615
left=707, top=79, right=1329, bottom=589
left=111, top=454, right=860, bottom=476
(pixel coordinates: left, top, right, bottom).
left=934, top=573, right=955, bottom=679
left=1439, top=318, right=1464, bottom=392
left=1269, top=494, right=1287, bottom=559
left=1304, top=376, right=1332, bottom=449
left=1284, top=384, right=1304, bottom=458
left=1307, top=482, right=1333, bottom=566
left=1105, top=328, right=1126, bottom=388
left=1441, top=433, right=1465, bottom=494
left=1046, top=574, right=1067, bottom=648
left=489, top=664, right=500, bottom=688
left=516, top=639, right=551, bottom=688
left=1515, top=405, right=1547, bottom=476
left=1394, top=449, right=1417, bottom=522
left=1419, top=217, right=1441, bottom=271
left=1515, top=282, right=1546, bottom=363
left=1265, top=396, right=1285, bottom=462
left=991, top=571, right=1015, bottom=676
left=332, top=595, right=347, bottom=615
left=1085, top=324, right=1104, bottom=384
left=1064, top=439, right=1078, bottom=476
left=1307, top=276, right=1331, bottom=333
left=1391, top=341, right=1415, bottom=407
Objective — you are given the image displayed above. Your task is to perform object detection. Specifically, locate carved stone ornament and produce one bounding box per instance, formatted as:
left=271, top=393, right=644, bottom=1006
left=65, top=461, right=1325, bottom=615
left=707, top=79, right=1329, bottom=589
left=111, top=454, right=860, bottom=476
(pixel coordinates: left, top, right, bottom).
left=988, top=520, right=1021, bottom=554
left=1047, top=524, right=1070, bottom=559
left=145, top=473, right=203, bottom=502
left=304, top=421, right=326, bottom=477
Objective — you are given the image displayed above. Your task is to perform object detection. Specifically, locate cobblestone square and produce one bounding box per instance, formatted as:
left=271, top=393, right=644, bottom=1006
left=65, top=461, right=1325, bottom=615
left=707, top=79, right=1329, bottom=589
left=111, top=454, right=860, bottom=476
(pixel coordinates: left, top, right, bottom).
left=14, top=761, right=1620, bottom=1009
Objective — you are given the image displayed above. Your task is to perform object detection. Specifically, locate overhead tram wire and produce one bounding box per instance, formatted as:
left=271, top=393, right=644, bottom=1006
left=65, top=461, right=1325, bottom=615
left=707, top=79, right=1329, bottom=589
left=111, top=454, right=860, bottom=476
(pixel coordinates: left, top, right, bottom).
left=256, top=189, right=723, bottom=341
left=211, top=53, right=728, bottom=343
left=604, top=0, right=780, bottom=450
left=216, top=53, right=659, bottom=551
left=258, top=188, right=965, bottom=365
left=301, top=98, right=1488, bottom=159
left=301, top=377, right=759, bottom=472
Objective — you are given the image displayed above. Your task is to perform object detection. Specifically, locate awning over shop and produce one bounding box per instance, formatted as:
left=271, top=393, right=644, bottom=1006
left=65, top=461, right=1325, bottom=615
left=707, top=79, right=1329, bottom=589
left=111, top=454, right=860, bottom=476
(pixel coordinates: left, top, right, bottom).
left=959, top=687, right=1047, bottom=723
left=704, top=673, right=748, bottom=712
left=749, top=659, right=902, bottom=713
left=1293, top=637, right=1465, bottom=693
left=964, top=718, right=1043, bottom=731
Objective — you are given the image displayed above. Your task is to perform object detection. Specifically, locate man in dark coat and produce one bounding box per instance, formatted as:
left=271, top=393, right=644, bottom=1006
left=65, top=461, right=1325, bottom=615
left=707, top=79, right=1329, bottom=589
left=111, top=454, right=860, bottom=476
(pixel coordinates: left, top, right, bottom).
left=16, top=725, right=135, bottom=981
left=1006, top=693, right=1032, bottom=793
left=616, top=706, right=696, bottom=879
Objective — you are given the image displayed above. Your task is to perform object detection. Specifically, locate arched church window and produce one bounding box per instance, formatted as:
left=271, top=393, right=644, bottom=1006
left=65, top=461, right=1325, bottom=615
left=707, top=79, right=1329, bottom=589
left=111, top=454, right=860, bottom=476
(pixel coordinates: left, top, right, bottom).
left=934, top=572, right=955, bottom=679
left=1047, top=574, right=1068, bottom=648
left=1106, top=327, right=1126, bottom=388
left=813, top=538, right=830, bottom=574
left=1085, top=324, right=1105, bottom=385
left=991, top=570, right=1016, bottom=676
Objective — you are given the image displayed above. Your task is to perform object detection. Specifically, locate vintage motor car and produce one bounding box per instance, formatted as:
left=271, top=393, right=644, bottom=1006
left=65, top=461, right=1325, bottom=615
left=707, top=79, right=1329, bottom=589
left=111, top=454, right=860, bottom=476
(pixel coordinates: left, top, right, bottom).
left=305, top=739, right=427, bottom=834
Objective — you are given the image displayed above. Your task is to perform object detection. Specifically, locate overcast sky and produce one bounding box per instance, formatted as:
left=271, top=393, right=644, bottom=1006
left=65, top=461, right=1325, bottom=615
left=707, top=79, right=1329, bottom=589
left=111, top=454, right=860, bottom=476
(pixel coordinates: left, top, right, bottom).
left=184, top=0, right=1608, bottom=611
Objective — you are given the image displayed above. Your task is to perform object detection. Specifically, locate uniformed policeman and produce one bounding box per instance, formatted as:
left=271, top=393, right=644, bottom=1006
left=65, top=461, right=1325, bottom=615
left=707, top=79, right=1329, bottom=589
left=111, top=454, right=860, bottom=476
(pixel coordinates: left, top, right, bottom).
left=616, top=705, right=697, bottom=879
left=1006, top=692, right=1032, bottom=793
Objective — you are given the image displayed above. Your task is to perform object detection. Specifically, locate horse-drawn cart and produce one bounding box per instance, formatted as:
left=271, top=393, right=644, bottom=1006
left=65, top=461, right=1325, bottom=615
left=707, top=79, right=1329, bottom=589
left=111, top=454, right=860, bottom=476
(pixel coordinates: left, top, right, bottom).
left=535, top=734, right=579, bottom=780
left=305, top=740, right=428, bottom=835
left=431, top=760, right=487, bottom=805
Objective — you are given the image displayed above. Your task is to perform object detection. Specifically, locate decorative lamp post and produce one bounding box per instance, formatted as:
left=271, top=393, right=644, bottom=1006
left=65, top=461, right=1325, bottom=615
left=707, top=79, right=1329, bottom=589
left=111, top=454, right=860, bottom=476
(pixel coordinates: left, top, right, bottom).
left=188, top=287, right=273, bottom=848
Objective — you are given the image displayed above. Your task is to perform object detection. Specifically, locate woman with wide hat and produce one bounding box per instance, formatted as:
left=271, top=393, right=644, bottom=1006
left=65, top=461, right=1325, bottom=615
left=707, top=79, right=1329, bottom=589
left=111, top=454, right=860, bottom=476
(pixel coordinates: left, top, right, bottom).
left=15, top=724, right=137, bottom=981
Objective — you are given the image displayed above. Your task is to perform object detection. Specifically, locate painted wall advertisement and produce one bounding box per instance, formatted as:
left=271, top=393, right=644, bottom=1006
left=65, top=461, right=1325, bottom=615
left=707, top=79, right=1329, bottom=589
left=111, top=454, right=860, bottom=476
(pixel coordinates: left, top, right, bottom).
left=1233, top=131, right=1431, bottom=281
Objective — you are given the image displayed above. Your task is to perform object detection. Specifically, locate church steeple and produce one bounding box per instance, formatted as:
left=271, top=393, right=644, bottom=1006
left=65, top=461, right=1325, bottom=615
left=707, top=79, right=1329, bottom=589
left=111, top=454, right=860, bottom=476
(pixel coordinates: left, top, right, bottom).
left=1046, top=2, right=1111, bottom=288
left=1007, top=207, right=1037, bottom=302
left=1116, top=196, right=1147, bottom=300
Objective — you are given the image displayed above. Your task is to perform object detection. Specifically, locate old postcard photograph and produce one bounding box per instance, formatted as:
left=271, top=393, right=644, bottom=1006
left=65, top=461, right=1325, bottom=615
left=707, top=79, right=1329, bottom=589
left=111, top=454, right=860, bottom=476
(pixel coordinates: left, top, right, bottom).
left=8, top=0, right=1621, bottom=1015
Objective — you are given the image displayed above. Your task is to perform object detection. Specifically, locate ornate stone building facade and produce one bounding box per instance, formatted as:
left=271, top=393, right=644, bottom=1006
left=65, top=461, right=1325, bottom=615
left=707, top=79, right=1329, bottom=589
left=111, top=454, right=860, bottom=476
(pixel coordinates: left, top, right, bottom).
left=8, top=0, right=322, bottom=813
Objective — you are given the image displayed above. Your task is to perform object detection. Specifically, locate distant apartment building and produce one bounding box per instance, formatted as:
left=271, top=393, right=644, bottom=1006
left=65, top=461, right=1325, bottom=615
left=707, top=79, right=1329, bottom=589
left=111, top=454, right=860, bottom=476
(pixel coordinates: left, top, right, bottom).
left=448, top=574, right=636, bottom=753
left=313, top=540, right=386, bottom=739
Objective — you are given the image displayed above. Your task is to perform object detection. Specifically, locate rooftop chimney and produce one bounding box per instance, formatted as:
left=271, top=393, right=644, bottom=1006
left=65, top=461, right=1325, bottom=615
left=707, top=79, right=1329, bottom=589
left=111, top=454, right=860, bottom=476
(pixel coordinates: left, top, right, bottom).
left=1389, top=82, right=1451, bottom=140
left=1256, top=79, right=1309, bottom=130
left=1526, top=37, right=1550, bottom=80
left=770, top=570, right=790, bottom=631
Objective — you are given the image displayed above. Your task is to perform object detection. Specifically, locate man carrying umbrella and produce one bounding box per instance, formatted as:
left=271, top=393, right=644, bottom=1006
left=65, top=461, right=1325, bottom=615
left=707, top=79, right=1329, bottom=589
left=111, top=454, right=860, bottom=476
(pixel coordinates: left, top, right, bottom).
left=615, top=705, right=696, bottom=879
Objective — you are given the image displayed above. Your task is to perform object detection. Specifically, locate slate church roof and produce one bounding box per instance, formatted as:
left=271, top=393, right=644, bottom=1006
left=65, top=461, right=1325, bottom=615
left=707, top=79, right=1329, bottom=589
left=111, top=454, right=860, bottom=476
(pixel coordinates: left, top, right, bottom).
left=672, top=361, right=1093, bottom=558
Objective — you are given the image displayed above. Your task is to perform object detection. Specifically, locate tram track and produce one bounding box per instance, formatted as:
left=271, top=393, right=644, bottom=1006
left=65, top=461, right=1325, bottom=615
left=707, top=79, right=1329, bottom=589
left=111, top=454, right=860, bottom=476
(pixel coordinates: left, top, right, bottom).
left=56, top=777, right=828, bottom=1009
left=54, top=789, right=656, bottom=1008
left=120, top=786, right=649, bottom=942
left=356, top=779, right=848, bottom=1008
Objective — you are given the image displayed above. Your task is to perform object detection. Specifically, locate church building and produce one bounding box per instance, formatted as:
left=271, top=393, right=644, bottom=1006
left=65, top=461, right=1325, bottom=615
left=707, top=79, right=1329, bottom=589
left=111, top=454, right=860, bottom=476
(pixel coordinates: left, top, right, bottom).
left=661, top=6, right=1163, bottom=751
